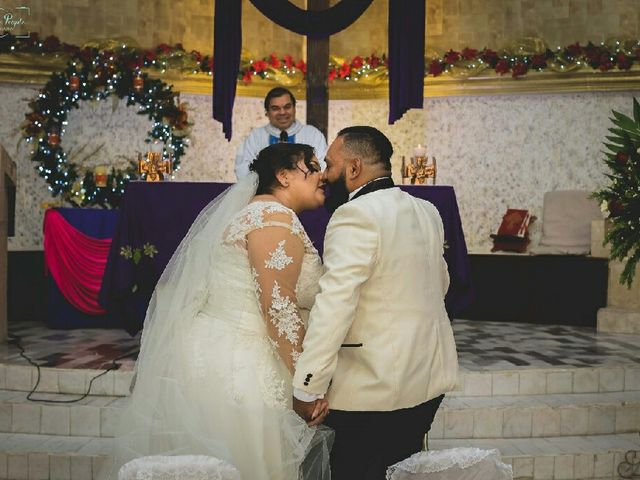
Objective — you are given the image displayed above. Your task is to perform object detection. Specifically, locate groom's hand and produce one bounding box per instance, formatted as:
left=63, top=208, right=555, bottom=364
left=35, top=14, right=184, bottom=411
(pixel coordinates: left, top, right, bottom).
left=293, top=397, right=329, bottom=426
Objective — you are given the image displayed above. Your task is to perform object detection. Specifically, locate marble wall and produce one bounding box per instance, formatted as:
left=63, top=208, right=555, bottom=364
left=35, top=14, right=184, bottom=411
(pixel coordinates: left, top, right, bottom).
left=4, top=0, right=639, bottom=60
left=2, top=82, right=633, bottom=252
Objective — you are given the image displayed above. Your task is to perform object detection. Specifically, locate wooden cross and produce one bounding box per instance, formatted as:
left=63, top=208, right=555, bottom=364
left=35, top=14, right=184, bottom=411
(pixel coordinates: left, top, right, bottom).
left=305, top=0, right=329, bottom=139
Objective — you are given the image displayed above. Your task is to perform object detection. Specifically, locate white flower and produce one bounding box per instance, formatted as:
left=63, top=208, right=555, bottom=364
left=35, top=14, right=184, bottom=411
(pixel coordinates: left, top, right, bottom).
left=600, top=200, right=609, bottom=215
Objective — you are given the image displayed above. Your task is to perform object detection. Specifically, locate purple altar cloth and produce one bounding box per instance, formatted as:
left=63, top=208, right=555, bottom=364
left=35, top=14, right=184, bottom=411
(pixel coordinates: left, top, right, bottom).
left=99, top=182, right=473, bottom=334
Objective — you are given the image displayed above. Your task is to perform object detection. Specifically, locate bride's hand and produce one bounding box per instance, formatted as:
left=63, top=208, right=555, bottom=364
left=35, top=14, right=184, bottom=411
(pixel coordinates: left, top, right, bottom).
left=308, top=399, right=329, bottom=426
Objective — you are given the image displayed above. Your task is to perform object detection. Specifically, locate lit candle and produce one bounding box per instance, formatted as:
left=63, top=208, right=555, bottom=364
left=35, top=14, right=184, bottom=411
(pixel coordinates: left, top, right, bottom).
left=69, top=75, right=80, bottom=91
left=413, top=144, right=427, bottom=158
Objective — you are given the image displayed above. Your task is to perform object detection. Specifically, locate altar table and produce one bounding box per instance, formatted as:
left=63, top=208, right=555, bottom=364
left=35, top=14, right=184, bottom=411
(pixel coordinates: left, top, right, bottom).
left=100, top=182, right=473, bottom=334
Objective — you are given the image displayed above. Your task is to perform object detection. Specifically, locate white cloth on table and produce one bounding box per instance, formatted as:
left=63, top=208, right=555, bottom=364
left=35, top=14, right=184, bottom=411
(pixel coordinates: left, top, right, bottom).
left=118, top=455, right=241, bottom=480
left=386, top=448, right=513, bottom=480
left=235, top=120, right=327, bottom=179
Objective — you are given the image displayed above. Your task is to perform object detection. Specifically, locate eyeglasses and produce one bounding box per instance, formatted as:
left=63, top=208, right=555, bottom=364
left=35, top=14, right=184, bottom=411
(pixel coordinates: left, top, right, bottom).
left=296, top=164, right=321, bottom=178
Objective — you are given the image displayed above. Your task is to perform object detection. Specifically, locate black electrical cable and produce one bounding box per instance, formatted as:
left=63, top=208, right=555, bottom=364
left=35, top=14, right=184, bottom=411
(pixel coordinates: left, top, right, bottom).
left=8, top=333, right=138, bottom=404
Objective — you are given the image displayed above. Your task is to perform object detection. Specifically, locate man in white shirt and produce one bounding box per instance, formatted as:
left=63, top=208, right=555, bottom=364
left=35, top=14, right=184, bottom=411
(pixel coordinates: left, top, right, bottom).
left=234, top=87, right=327, bottom=179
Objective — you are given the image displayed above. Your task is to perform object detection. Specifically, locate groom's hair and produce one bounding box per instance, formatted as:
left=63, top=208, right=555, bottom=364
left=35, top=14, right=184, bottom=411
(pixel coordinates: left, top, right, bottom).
left=337, top=126, right=393, bottom=173
left=250, top=143, right=315, bottom=194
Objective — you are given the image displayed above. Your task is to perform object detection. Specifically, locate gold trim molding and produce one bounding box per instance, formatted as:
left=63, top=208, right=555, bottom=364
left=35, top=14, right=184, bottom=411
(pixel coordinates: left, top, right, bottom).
left=2, top=53, right=640, bottom=99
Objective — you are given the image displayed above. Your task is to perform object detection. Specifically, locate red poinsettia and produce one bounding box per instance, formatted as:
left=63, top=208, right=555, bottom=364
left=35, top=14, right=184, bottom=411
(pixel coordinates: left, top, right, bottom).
left=566, top=42, right=583, bottom=58
left=144, top=50, right=156, bottom=62
left=615, top=152, right=629, bottom=166
left=531, top=53, right=548, bottom=69
left=284, top=54, right=294, bottom=69
left=78, top=47, right=94, bottom=65
left=242, top=70, right=252, bottom=83
left=253, top=60, right=268, bottom=73
left=608, top=199, right=624, bottom=217
left=599, top=54, right=615, bottom=71
left=156, top=43, right=172, bottom=54
left=461, top=47, right=478, bottom=60
left=369, top=53, right=381, bottom=68
left=350, top=56, right=364, bottom=69
left=511, top=61, right=527, bottom=78
left=191, top=50, right=203, bottom=63
left=207, top=57, right=214, bottom=72
left=328, top=68, right=338, bottom=81
left=296, top=60, right=307, bottom=74
left=339, top=62, right=350, bottom=78
left=269, top=53, right=281, bottom=68
left=480, top=48, right=499, bottom=67
left=43, top=35, right=60, bottom=52
left=495, top=59, right=510, bottom=75
left=443, top=49, right=460, bottom=64
left=616, top=53, right=632, bottom=70
left=428, top=60, right=445, bottom=76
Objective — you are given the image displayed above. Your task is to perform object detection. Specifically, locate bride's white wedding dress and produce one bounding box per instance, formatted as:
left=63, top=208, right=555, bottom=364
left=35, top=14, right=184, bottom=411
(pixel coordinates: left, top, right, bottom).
left=101, top=175, right=331, bottom=480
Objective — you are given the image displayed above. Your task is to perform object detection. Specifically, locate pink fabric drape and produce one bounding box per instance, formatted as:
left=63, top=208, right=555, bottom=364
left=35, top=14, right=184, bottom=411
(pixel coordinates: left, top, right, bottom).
left=44, top=209, right=112, bottom=315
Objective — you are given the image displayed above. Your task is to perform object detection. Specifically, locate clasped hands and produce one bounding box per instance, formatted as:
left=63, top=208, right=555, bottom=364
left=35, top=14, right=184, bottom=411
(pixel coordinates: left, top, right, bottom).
left=293, top=396, right=330, bottom=426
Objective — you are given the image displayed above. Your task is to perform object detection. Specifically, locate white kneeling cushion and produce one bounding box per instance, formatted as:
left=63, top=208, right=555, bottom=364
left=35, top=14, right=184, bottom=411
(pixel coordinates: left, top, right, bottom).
left=386, top=447, right=513, bottom=480
left=118, top=455, right=241, bottom=480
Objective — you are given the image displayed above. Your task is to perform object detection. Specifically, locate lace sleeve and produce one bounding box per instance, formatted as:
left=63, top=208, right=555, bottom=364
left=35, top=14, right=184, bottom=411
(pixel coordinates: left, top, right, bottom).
left=247, top=209, right=306, bottom=374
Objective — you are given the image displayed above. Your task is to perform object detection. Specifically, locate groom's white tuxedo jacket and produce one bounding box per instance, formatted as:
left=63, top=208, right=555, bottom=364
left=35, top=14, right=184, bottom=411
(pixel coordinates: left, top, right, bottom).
left=293, top=185, right=459, bottom=411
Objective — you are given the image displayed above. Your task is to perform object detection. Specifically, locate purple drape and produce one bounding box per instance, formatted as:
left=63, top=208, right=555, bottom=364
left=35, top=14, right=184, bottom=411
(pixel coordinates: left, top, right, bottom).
left=213, top=0, right=242, bottom=140
left=388, top=0, right=426, bottom=124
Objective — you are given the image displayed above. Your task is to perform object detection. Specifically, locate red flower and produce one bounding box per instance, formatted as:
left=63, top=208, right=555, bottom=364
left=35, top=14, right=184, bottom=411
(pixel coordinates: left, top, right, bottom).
left=269, top=53, right=281, bottom=68
left=208, top=57, right=214, bottom=72
left=78, top=48, right=94, bottom=64
left=43, top=35, right=60, bottom=52
left=615, top=152, right=629, bottom=166
left=599, top=54, right=614, bottom=71
left=339, top=62, right=351, bottom=78
left=616, top=53, right=632, bottom=70
left=125, top=57, right=143, bottom=70
left=511, top=61, right=528, bottom=78
left=566, top=42, right=583, bottom=58
left=191, top=50, right=203, bottom=63
left=242, top=70, right=252, bottom=83
left=495, top=59, right=510, bottom=75
left=608, top=199, right=624, bottom=217
left=328, top=68, right=338, bottom=81
left=28, top=32, right=39, bottom=46
left=443, top=49, right=460, bottom=64
left=584, top=44, right=601, bottom=63
left=369, top=54, right=380, bottom=68
left=428, top=60, right=444, bottom=77
left=156, top=43, right=172, bottom=54
left=144, top=50, right=156, bottom=62
left=480, top=49, right=499, bottom=67
left=461, top=47, right=478, bottom=60
left=253, top=60, right=268, bottom=73
left=174, top=43, right=184, bottom=51
left=350, top=56, right=364, bottom=69
left=284, top=55, right=294, bottom=69
left=531, top=53, right=547, bottom=69
left=295, top=60, right=307, bottom=73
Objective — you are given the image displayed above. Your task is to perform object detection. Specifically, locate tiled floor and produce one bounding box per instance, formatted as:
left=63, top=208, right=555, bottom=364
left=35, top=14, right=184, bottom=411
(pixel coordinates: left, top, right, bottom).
left=4, top=319, right=640, bottom=371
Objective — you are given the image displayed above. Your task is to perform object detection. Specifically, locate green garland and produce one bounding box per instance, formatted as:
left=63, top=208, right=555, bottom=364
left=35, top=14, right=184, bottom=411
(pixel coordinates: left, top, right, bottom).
left=593, top=98, right=640, bottom=287
left=21, top=46, right=190, bottom=208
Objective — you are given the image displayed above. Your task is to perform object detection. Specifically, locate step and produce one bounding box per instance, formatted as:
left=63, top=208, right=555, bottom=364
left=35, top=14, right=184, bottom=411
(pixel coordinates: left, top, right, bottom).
left=2, top=363, right=639, bottom=397
left=0, top=432, right=110, bottom=479
left=430, top=433, right=640, bottom=480
left=0, top=432, right=637, bottom=480
left=0, top=390, right=125, bottom=438
left=0, top=365, right=134, bottom=397
left=431, top=391, right=640, bottom=439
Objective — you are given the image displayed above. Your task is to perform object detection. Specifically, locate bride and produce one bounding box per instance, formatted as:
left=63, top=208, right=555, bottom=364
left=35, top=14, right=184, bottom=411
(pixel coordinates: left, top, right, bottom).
left=102, top=143, right=333, bottom=479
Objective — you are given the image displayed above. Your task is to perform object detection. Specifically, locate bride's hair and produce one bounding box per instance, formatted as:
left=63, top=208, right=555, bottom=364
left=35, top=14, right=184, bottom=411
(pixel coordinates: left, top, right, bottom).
left=250, top=143, right=315, bottom=194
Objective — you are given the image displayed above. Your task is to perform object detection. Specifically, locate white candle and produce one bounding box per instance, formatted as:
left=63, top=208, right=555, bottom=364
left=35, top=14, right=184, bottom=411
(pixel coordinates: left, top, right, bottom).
left=413, top=144, right=427, bottom=157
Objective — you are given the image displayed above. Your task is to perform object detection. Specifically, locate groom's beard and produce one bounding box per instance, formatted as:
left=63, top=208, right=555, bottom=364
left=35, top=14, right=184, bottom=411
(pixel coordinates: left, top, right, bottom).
left=324, top=173, right=350, bottom=214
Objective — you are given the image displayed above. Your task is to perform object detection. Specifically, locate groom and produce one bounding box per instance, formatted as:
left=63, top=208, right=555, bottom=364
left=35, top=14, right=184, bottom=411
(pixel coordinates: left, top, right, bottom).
left=292, top=126, right=459, bottom=480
